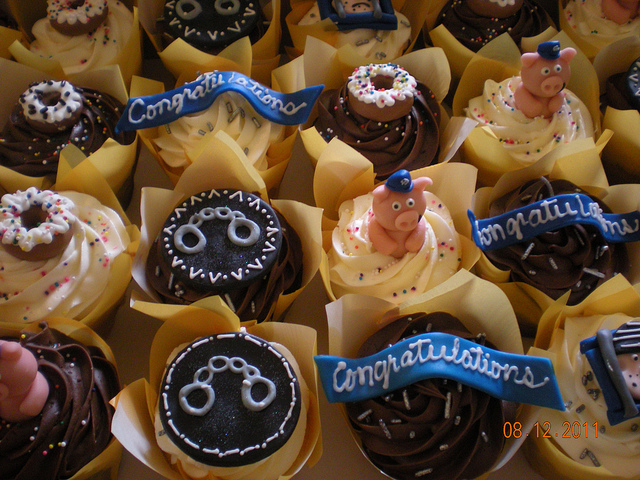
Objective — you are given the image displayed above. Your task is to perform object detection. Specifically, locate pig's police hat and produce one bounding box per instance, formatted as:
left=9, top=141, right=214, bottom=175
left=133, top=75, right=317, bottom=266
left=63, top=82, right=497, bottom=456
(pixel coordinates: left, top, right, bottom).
left=385, top=169, right=413, bottom=192
left=537, top=41, right=561, bottom=60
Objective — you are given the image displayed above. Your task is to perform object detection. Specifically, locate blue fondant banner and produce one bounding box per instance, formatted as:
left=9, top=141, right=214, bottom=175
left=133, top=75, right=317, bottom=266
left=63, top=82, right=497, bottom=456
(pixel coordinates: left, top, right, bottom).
left=116, top=71, right=324, bottom=132
left=315, top=332, right=565, bottom=410
left=468, top=193, right=640, bottom=251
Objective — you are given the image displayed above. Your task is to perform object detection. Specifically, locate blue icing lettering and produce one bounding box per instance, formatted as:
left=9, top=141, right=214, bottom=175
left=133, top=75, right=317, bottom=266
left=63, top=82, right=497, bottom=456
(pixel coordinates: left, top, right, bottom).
left=315, top=332, right=565, bottom=410
left=468, top=193, right=640, bottom=251
left=116, top=71, right=324, bottom=133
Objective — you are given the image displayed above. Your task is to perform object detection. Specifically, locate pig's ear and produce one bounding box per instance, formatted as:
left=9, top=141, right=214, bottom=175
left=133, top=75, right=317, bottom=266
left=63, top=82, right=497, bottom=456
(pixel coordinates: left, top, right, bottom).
left=520, top=53, right=539, bottom=68
left=412, top=177, right=433, bottom=191
left=372, top=184, right=390, bottom=200
left=559, top=47, right=577, bottom=62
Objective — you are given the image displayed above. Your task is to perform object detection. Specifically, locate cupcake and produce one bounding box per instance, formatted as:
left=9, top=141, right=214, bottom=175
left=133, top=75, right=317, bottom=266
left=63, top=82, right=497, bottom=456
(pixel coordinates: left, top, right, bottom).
left=523, top=275, right=640, bottom=480
left=317, top=159, right=480, bottom=304
left=111, top=302, right=321, bottom=480
left=122, top=70, right=321, bottom=191
left=314, top=63, right=442, bottom=180
left=132, top=139, right=323, bottom=323
left=469, top=148, right=640, bottom=329
left=0, top=59, right=139, bottom=206
left=0, top=318, right=121, bottom=480
left=6, top=0, right=141, bottom=85
left=454, top=36, right=599, bottom=186
left=286, top=0, right=426, bottom=62
left=314, top=271, right=564, bottom=480
left=430, top=0, right=556, bottom=78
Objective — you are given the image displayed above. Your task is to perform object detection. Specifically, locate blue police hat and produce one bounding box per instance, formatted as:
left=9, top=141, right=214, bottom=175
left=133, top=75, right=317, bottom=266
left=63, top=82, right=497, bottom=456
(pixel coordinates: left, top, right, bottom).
left=537, top=41, right=561, bottom=60
left=385, top=170, right=413, bottom=192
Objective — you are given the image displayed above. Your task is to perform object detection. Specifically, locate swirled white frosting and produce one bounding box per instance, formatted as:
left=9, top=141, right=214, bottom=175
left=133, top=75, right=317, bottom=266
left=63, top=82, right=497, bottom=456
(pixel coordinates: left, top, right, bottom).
left=466, top=76, right=594, bottom=164
left=0, top=191, right=129, bottom=323
left=564, top=0, right=640, bottom=48
left=151, top=92, right=284, bottom=170
left=536, top=315, right=640, bottom=477
left=30, top=0, right=133, bottom=75
left=154, top=340, right=310, bottom=480
left=328, top=192, right=462, bottom=304
left=298, top=5, right=411, bottom=61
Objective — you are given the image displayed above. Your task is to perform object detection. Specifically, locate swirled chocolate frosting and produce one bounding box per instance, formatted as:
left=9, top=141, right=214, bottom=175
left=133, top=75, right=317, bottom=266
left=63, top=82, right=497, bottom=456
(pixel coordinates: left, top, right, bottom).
left=314, top=82, right=440, bottom=180
left=0, top=85, right=134, bottom=178
left=346, top=312, right=506, bottom=480
left=146, top=210, right=303, bottom=323
left=435, top=0, right=551, bottom=52
left=0, top=322, right=119, bottom=480
left=485, top=178, right=628, bottom=305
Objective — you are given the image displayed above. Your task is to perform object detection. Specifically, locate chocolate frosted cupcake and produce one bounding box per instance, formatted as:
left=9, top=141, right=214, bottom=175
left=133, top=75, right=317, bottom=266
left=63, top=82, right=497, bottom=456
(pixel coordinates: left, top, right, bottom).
left=434, top=0, right=552, bottom=53
left=145, top=188, right=303, bottom=322
left=314, top=63, right=440, bottom=180
left=0, top=321, right=120, bottom=480
left=0, top=79, right=134, bottom=178
left=483, top=177, right=628, bottom=305
left=344, top=312, right=508, bottom=480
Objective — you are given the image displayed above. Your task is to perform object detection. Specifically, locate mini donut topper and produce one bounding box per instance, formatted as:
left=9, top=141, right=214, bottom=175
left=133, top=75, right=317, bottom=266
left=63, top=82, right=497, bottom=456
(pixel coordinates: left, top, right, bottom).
left=581, top=320, right=640, bottom=426
left=601, top=0, right=640, bottom=24
left=514, top=41, right=576, bottom=119
left=19, top=80, right=84, bottom=134
left=47, top=0, right=109, bottom=36
left=368, top=170, right=432, bottom=258
left=466, top=0, right=524, bottom=19
left=347, top=63, right=419, bottom=123
left=316, top=0, right=398, bottom=30
left=0, top=339, right=50, bottom=423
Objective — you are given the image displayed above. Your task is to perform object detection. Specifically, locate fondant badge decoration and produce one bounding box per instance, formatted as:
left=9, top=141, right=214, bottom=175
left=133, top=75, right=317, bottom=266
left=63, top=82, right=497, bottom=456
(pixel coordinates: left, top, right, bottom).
left=316, top=0, right=398, bottom=30
left=314, top=332, right=565, bottom=410
left=468, top=193, right=640, bottom=251
left=625, top=56, right=640, bottom=111
left=115, top=71, right=324, bottom=132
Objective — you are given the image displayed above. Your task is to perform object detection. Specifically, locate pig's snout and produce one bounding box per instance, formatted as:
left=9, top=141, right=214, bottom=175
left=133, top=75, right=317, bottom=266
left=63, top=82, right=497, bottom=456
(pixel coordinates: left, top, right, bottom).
left=395, top=211, right=420, bottom=231
left=540, top=76, right=565, bottom=96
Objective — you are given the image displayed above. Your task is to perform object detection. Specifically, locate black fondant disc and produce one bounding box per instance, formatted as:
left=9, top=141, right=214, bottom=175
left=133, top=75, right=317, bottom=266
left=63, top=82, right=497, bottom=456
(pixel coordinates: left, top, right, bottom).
left=159, top=189, right=282, bottom=294
left=159, top=332, right=301, bottom=467
left=626, top=56, right=640, bottom=111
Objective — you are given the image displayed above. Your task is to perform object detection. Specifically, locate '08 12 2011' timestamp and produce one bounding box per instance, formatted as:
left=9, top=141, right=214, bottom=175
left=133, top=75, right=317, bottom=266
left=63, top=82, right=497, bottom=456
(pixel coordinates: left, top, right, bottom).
left=503, top=421, right=600, bottom=438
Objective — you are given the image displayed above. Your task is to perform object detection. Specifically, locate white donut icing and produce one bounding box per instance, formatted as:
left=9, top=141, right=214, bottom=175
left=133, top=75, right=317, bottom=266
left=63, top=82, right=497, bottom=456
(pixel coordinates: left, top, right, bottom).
left=347, top=63, right=418, bottom=109
left=0, top=190, right=129, bottom=323
left=466, top=76, right=594, bottom=164
left=19, top=81, right=83, bottom=127
left=328, top=192, right=462, bottom=304
left=152, top=92, right=284, bottom=170
left=47, top=0, right=108, bottom=26
left=30, top=0, right=133, bottom=75
left=0, top=188, right=76, bottom=252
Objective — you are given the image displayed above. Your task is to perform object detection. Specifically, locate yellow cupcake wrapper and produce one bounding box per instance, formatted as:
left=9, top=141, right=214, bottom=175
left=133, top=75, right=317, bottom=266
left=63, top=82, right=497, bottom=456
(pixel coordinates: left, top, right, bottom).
left=0, top=317, right=123, bottom=480
left=0, top=25, right=22, bottom=59
left=131, top=134, right=323, bottom=323
left=111, top=304, right=322, bottom=480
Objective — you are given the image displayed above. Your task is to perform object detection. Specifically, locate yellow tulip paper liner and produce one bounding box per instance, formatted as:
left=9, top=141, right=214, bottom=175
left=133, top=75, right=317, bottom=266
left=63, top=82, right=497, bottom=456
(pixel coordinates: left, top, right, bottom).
left=131, top=135, right=323, bottom=323
left=285, top=0, right=429, bottom=60
left=111, top=301, right=322, bottom=480
left=0, top=58, right=139, bottom=205
left=313, top=143, right=481, bottom=303
left=129, top=69, right=299, bottom=194
left=452, top=32, right=604, bottom=186
left=323, top=270, right=528, bottom=479
left=6, top=0, right=141, bottom=87
left=470, top=140, right=640, bottom=331
left=0, top=25, right=22, bottom=59
left=138, top=0, right=281, bottom=86
left=519, top=275, right=640, bottom=480
left=0, top=316, right=123, bottom=480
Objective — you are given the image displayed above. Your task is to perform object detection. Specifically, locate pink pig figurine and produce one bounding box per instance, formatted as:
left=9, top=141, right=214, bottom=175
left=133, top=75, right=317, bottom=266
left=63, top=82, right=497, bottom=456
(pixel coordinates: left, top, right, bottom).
left=514, top=41, right=576, bottom=119
left=0, top=339, right=49, bottom=422
left=368, top=170, right=432, bottom=258
left=601, top=0, right=640, bottom=25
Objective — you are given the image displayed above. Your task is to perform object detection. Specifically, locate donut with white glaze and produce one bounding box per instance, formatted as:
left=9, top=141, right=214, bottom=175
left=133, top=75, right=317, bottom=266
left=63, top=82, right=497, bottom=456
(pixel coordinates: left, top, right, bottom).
left=19, top=80, right=84, bottom=134
left=347, top=63, right=419, bottom=122
left=47, top=0, right=109, bottom=36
